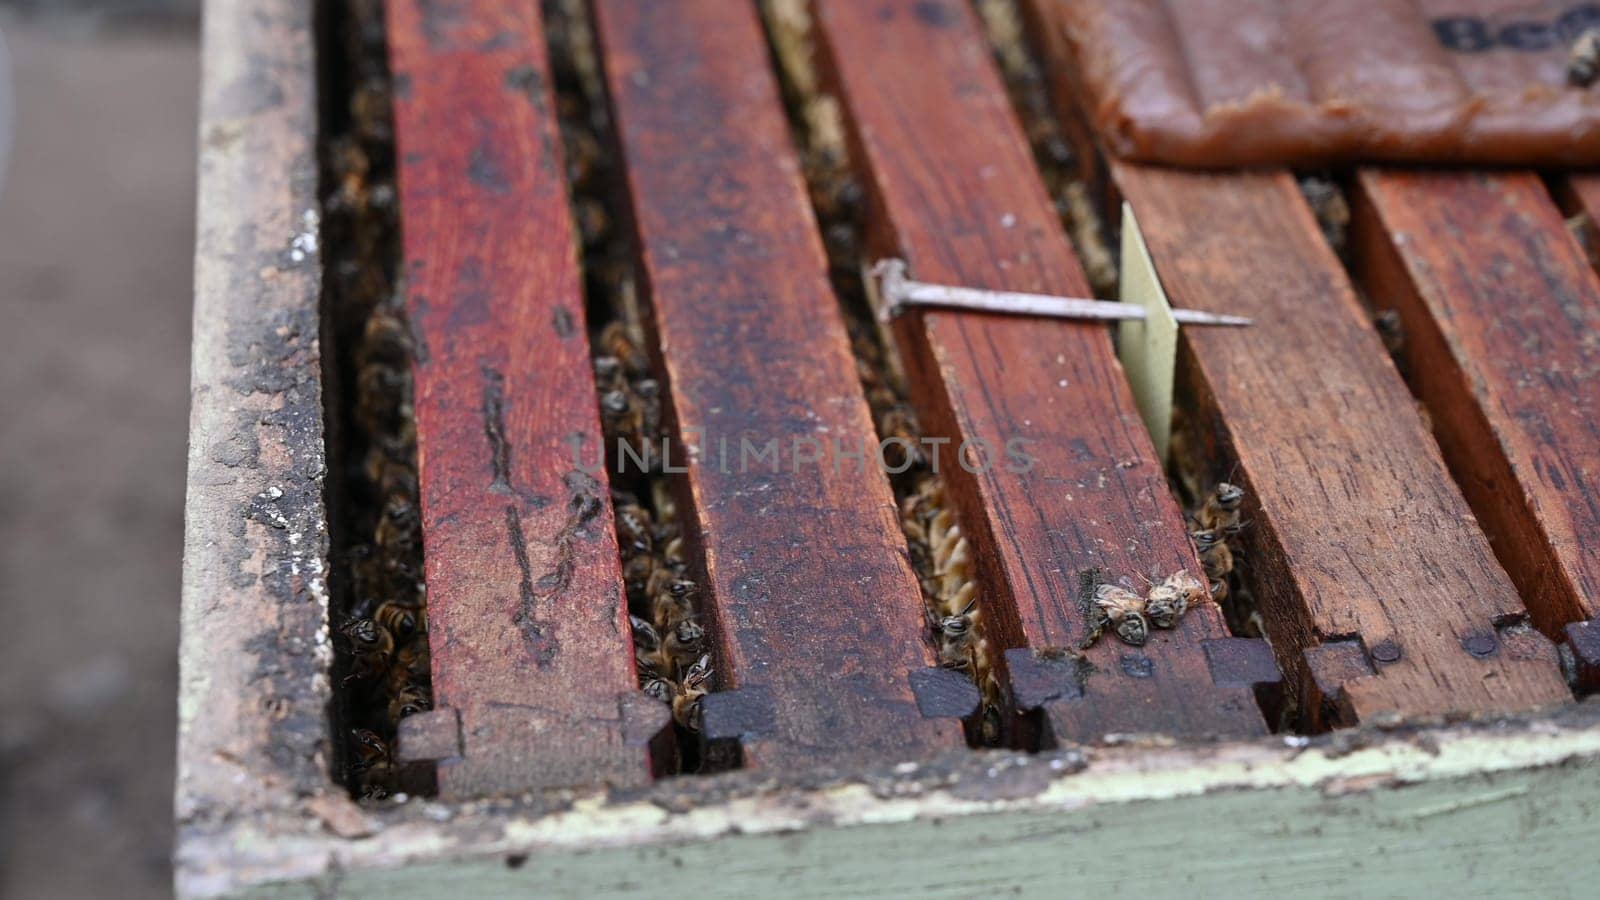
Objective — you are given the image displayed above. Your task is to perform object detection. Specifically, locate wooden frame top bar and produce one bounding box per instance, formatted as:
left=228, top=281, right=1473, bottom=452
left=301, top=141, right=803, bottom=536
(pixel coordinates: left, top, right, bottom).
left=1352, top=170, right=1600, bottom=640
left=594, top=0, right=965, bottom=768
left=814, top=0, right=1266, bottom=743
left=387, top=0, right=658, bottom=797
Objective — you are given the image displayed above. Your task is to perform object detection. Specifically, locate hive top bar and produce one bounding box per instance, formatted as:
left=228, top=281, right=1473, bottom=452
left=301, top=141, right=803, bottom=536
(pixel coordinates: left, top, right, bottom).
left=1051, top=0, right=1600, bottom=167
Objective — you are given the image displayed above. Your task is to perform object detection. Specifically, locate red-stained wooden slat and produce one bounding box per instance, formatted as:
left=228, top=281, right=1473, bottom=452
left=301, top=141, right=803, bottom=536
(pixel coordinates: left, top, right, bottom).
left=1350, top=171, right=1600, bottom=642
left=1023, top=0, right=1571, bottom=724
left=813, top=0, right=1266, bottom=744
left=386, top=0, right=662, bottom=798
left=592, top=0, right=966, bottom=768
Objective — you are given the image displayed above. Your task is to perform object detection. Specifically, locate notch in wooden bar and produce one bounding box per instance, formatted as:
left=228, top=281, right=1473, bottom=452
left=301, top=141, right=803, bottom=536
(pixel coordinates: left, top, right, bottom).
left=1022, top=0, right=1571, bottom=727
left=813, top=0, right=1266, bottom=745
left=387, top=0, right=663, bottom=797
left=592, top=0, right=966, bottom=769
left=1350, top=171, right=1600, bottom=643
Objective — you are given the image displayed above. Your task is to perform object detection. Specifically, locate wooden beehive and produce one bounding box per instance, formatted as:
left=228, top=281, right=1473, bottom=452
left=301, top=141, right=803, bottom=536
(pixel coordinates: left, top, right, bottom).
left=179, top=0, right=1600, bottom=894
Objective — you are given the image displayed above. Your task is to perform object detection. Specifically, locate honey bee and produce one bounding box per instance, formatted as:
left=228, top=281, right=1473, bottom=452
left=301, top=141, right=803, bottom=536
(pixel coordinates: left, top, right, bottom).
left=632, top=378, right=663, bottom=441
left=671, top=654, right=715, bottom=731
left=599, top=388, right=641, bottom=443
left=374, top=601, right=424, bottom=642
left=388, top=682, right=432, bottom=724
left=1191, top=527, right=1235, bottom=583
left=1569, top=28, right=1600, bottom=87
left=341, top=617, right=394, bottom=670
left=663, top=618, right=705, bottom=670
left=1144, top=571, right=1205, bottom=629
left=361, top=307, right=413, bottom=367
left=931, top=596, right=979, bottom=654
left=593, top=354, right=624, bottom=391
left=613, top=494, right=654, bottom=558
left=650, top=577, right=699, bottom=629
left=598, top=321, right=649, bottom=378
left=375, top=495, right=420, bottom=552
left=349, top=728, right=392, bottom=774
left=387, top=637, right=431, bottom=693
left=629, top=614, right=660, bottom=651
left=1087, top=583, right=1149, bottom=647
left=878, top=404, right=925, bottom=470
left=1198, top=482, right=1245, bottom=536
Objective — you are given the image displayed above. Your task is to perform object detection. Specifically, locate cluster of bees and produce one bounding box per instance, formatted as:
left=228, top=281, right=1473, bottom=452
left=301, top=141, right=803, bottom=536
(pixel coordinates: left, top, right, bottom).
left=323, top=0, right=432, bottom=800
left=595, top=326, right=714, bottom=734
left=1077, top=482, right=1246, bottom=649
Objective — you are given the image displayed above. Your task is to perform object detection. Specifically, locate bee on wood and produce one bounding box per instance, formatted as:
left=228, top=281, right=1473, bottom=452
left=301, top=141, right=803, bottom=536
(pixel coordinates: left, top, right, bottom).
left=1372, top=309, right=1405, bottom=357
left=1144, top=571, right=1206, bottom=629
left=1086, top=583, right=1149, bottom=647
left=629, top=614, right=660, bottom=651
left=1198, top=482, right=1245, bottom=536
left=1569, top=28, right=1600, bottom=87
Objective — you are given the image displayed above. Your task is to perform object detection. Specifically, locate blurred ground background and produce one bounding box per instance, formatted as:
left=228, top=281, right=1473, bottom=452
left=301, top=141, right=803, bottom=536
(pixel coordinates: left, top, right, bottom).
left=0, top=3, right=198, bottom=897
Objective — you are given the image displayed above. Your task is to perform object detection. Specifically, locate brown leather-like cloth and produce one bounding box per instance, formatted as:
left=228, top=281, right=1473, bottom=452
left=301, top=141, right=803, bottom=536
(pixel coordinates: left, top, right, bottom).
left=1048, top=0, right=1600, bottom=166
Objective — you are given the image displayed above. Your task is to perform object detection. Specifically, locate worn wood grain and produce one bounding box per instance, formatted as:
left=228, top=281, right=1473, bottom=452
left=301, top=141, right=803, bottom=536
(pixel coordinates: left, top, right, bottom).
left=387, top=0, right=655, bottom=797
left=592, top=0, right=962, bottom=768
left=1024, top=0, right=1570, bottom=727
left=1350, top=171, right=1600, bottom=639
left=812, top=0, right=1265, bottom=744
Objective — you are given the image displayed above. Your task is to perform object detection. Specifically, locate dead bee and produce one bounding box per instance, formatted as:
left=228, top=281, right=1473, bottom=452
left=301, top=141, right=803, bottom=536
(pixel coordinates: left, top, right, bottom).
left=1144, top=571, right=1205, bottom=629
left=1570, top=27, right=1600, bottom=87
left=1089, top=583, right=1149, bottom=647
left=1198, top=482, right=1245, bottom=535
left=374, top=601, right=425, bottom=642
